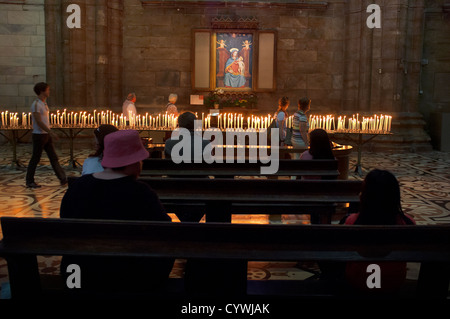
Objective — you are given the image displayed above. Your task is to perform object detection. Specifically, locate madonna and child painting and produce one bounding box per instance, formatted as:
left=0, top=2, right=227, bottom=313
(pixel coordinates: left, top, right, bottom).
left=215, top=32, right=253, bottom=90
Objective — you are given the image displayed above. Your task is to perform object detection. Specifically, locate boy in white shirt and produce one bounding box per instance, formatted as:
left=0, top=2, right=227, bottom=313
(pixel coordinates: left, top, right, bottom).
left=26, top=82, right=67, bottom=188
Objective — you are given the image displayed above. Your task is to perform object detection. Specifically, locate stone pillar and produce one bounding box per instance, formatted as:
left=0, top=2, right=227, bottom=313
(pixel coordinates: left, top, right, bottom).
left=340, top=0, right=431, bottom=151
left=45, top=0, right=64, bottom=106
left=44, top=0, right=123, bottom=109
left=107, top=0, right=124, bottom=109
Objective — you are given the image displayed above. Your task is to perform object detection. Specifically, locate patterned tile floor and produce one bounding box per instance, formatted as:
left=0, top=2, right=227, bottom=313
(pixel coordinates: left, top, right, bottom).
left=0, top=143, right=449, bottom=298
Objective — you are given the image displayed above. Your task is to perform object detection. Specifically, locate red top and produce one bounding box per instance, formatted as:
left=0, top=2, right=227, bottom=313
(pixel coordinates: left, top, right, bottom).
left=344, top=212, right=415, bottom=226
left=344, top=212, right=416, bottom=293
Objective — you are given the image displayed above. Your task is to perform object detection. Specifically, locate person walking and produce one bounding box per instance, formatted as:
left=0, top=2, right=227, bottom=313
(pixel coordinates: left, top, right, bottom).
left=26, top=82, right=67, bottom=188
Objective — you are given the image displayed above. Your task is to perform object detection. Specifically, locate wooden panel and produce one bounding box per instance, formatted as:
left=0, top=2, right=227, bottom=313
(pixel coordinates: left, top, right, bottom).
left=193, top=30, right=211, bottom=90
left=257, top=32, right=276, bottom=91
left=141, top=159, right=339, bottom=177
left=139, top=178, right=362, bottom=203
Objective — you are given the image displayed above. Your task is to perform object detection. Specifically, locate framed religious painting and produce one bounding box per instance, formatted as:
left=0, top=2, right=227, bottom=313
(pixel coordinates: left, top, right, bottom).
left=192, top=29, right=277, bottom=93
left=213, top=31, right=255, bottom=91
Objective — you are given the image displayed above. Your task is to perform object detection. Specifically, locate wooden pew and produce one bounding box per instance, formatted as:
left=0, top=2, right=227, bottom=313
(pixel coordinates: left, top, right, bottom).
left=1, top=217, right=449, bottom=299
left=67, top=177, right=362, bottom=224
left=140, top=178, right=363, bottom=223
left=141, top=158, right=340, bottom=179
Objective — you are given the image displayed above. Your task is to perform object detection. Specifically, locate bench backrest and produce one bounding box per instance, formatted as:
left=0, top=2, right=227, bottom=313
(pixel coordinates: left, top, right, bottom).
left=1, top=217, right=449, bottom=299
left=67, top=177, right=362, bottom=204
left=141, top=159, right=339, bottom=177
left=2, top=217, right=450, bottom=261
left=140, top=178, right=362, bottom=203
left=66, top=177, right=362, bottom=223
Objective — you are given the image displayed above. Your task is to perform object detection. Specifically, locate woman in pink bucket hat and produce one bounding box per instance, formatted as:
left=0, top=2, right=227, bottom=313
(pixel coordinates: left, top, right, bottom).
left=100, top=129, right=150, bottom=177
left=60, top=130, right=173, bottom=292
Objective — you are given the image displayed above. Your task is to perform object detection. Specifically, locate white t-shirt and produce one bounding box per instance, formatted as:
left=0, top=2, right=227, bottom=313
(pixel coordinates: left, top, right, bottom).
left=82, top=156, right=104, bottom=175
left=122, top=100, right=137, bottom=120
left=31, top=99, right=50, bottom=134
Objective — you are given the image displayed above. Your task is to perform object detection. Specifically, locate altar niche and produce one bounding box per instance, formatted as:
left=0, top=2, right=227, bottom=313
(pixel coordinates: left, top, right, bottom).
left=192, top=29, right=277, bottom=93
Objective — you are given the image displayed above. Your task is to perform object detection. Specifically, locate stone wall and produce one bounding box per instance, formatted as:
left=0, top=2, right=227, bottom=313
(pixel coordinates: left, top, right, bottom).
left=2, top=0, right=446, bottom=151
left=122, top=0, right=348, bottom=114
left=121, top=0, right=433, bottom=151
left=0, top=0, right=46, bottom=112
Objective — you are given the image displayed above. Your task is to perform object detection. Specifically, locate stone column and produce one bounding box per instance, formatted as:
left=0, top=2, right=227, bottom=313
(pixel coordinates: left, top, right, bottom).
left=107, top=0, right=124, bottom=110
left=94, top=0, right=108, bottom=109
left=45, top=0, right=65, bottom=105
left=44, top=0, right=123, bottom=109
left=341, top=0, right=431, bottom=151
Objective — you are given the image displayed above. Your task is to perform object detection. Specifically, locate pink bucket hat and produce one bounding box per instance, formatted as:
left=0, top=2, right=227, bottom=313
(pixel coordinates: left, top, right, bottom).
left=101, top=130, right=149, bottom=168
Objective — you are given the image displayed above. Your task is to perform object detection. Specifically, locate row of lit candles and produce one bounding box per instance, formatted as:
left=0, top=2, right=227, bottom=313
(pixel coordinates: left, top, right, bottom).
left=1, top=110, right=392, bottom=133
left=202, top=113, right=274, bottom=130
left=0, top=110, right=179, bottom=130
left=334, top=114, right=392, bottom=132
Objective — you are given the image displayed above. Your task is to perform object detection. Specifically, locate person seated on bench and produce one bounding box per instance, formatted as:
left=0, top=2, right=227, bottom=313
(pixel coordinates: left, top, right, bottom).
left=298, top=128, right=335, bottom=180
left=81, top=124, right=118, bottom=175
left=343, top=169, right=416, bottom=294
left=60, top=130, right=173, bottom=293
left=164, top=111, right=211, bottom=222
left=164, top=111, right=211, bottom=161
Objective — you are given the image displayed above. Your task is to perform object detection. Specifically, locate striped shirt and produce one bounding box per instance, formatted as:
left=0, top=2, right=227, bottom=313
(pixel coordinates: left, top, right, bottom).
left=292, top=111, right=308, bottom=143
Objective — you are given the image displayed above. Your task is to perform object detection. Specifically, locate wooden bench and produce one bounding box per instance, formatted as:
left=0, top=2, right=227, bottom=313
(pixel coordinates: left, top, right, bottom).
left=139, top=178, right=363, bottom=224
left=67, top=177, right=362, bottom=224
left=141, top=158, right=340, bottom=179
left=0, top=217, right=449, bottom=299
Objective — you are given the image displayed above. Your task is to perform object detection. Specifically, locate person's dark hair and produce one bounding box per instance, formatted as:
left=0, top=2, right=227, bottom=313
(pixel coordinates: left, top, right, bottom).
left=308, top=129, right=334, bottom=160
left=278, top=96, right=289, bottom=107
left=34, top=82, right=49, bottom=96
left=356, top=169, right=414, bottom=225
left=277, top=96, right=289, bottom=115
left=90, top=124, right=119, bottom=158
left=178, top=111, right=197, bottom=131
left=299, top=97, right=310, bottom=112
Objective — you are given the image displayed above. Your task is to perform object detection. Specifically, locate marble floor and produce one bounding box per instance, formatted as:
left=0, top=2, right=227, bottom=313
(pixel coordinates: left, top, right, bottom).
left=0, top=143, right=449, bottom=298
